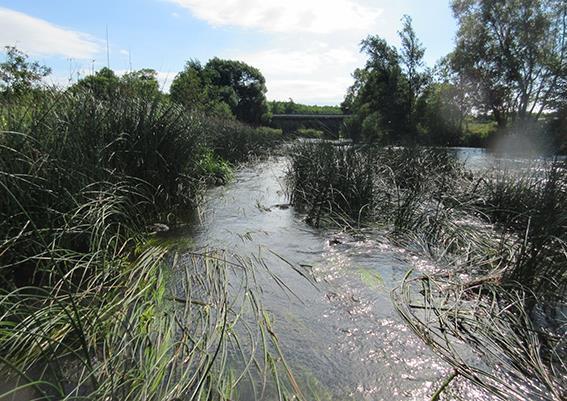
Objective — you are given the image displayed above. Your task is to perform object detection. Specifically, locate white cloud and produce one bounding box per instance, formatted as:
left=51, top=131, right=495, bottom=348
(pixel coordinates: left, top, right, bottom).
left=229, top=45, right=363, bottom=104
left=168, top=0, right=381, bottom=34
left=0, top=7, right=100, bottom=59
left=240, top=46, right=361, bottom=76
left=165, top=0, right=395, bottom=104
left=266, top=78, right=353, bottom=105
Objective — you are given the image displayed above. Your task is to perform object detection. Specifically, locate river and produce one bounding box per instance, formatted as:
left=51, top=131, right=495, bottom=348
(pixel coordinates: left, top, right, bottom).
left=181, top=148, right=521, bottom=400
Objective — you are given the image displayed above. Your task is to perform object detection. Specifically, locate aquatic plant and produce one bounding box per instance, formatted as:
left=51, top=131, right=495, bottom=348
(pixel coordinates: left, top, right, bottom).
left=286, top=142, right=375, bottom=226
left=393, top=272, right=566, bottom=401
left=203, top=117, right=283, bottom=164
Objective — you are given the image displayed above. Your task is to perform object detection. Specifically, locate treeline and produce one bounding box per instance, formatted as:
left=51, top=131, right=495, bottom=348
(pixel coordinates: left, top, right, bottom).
left=268, top=100, right=342, bottom=115
left=0, top=47, right=272, bottom=126
left=343, top=1, right=567, bottom=153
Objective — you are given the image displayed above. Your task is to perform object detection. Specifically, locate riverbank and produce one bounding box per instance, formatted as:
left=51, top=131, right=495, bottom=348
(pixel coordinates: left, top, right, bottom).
left=0, top=91, right=290, bottom=400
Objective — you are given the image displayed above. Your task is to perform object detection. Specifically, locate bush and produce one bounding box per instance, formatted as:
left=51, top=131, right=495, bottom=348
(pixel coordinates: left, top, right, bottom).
left=198, top=148, right=233, bottom=184
left=462, top=121, right=497, bottom=147
left=255, top=126, right=284, bottom=141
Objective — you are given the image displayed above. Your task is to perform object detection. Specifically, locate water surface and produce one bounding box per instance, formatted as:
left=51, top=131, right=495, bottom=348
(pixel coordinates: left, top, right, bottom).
left=184, top=154, right=495, bottom=400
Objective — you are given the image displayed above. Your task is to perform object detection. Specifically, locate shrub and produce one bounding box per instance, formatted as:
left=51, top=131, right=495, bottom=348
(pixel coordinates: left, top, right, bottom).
left=256, top=126, right=284, bottom=141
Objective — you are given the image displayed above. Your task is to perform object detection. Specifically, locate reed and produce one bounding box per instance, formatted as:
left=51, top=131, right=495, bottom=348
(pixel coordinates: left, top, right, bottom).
left=286, top=142, right=374, bottom=226
left=0, top=90, right=297, bottom=400
left=286, top=141, right=566, bottom=399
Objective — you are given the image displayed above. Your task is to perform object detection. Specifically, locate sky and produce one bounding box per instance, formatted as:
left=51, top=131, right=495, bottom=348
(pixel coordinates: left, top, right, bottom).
left=0, top=0, right=458, bottom=105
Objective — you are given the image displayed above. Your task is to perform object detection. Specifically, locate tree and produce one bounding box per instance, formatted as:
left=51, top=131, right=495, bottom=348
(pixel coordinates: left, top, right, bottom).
left=170, top=60, right=211, bottom=111
left=342, top=35, right=409, bottom=143
left=398, top=15, right=428, bottom=132
left=73, top=67, right=120, bottom=100
left=170, top=58, right=269, bottom=124
left=0, top=46, right=51, bottom=97
left=205, top=58, right=269, bottom=125
left=418, top=83, right=465, bottom=145
left=450, top=0, right=567, bottom=127
left=73, top=68, right=162, bottom=100
left=120, top=68, right=160, bottom=98
left=434, top=56, right=475, bottom=132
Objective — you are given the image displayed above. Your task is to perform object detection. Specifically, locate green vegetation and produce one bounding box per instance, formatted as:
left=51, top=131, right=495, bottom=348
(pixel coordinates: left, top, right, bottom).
left=344, top=1, right=567, bottom=153
left=268, top=100, right=342, bottom=115
left=295, top=129, right=325, bottom=139
left=286, top=142, right=566, bottom=399
left=0, top=46, right=51, bottom=98
left=342, top=16, right=427, bottom=144
left=0, top=47, right=293, bottom=400
left=461, top=120, right=497, bottom=147
left=1, top=0, right=566, bottom=398
left=170, top=58, right=269, bottom=125
left=72, top=67, right=162, bottom=100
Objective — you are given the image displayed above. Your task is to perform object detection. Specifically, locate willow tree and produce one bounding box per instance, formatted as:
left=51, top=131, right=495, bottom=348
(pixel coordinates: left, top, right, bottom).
left=450, top=0, right=567, bottom=127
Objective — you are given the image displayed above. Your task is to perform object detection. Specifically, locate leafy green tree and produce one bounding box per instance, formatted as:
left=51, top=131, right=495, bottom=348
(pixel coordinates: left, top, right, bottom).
left=73, top=68, right=162, bottom=100
left=170, top=58, right=269, bottom=124
left=450, top=0, right=567, bottom=127
left=434, top=56, right=476, bottom=131
left=342, top=36, right=408, bottom=143
left=0, top=46, right=51, bottom=97
left=418, top=83, right=465, bottom=145
left=120, top=68, right=160, bottom=98
left=170, top=60, right=212, bottom=111
left=398, top=15, right=428, bottom=133
left=73, top=67, right=121, bottom=100
left=205, top=58, right=269, bottom=124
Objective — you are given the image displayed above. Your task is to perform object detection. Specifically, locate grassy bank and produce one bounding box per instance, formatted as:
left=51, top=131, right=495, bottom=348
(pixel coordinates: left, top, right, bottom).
left=0, top=91, right=297, bottom=400
left=286, top=142, right=566, bottom=400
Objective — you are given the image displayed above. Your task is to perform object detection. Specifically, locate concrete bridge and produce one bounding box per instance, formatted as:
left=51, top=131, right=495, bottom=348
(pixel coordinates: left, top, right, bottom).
left=270, top=114, right=351, bottom=137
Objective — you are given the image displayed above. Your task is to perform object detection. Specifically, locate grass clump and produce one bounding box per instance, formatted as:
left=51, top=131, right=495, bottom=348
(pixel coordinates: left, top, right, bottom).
left=287, top=142, right=374, bottom=226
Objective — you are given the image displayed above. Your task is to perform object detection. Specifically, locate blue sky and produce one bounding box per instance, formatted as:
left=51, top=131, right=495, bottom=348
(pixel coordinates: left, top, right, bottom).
left=0, top=0, right=457, bottom=105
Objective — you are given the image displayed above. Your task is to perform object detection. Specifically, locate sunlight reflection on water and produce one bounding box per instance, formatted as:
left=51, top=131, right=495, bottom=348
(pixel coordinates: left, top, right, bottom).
left=185, top=155, right=498, bottom=400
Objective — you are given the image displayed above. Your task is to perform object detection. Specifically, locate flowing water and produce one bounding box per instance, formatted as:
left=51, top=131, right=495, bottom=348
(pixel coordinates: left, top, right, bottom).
left=181, top=148, right=508, bottom=400
left=1, top=147, right=560, bottom=400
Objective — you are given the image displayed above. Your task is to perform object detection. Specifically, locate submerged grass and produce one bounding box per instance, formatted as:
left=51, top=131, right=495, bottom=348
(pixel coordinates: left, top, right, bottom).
left=286, top=141, right=566, bottom=399
left=0, top=90, right=296, bottom=400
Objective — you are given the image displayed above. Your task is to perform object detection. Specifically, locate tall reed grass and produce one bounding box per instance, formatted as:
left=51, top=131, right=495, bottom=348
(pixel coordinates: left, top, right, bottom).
left=285, top=141, right=566, bottom=399
left=0, top=90, right=295, bottom=400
